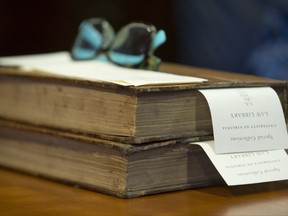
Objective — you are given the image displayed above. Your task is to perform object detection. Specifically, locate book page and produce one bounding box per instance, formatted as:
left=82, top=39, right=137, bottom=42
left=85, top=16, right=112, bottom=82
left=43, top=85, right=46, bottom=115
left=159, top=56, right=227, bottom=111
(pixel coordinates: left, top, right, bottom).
left=193, top=141, right=288, bottom=186
left=199, top=87, right=288, bottom=154
left=0, top=52, right=207, bottom=86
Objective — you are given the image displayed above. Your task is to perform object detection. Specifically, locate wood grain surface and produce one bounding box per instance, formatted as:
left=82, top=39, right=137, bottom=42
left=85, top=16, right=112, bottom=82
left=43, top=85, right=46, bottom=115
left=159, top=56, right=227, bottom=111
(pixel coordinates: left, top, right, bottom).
left=1, top=168, right=288, bottom=216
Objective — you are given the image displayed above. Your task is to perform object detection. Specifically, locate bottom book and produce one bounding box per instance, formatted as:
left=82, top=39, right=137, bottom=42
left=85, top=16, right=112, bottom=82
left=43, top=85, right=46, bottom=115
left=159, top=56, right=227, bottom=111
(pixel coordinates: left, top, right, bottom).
left=0, top=120, right=224, bottom=198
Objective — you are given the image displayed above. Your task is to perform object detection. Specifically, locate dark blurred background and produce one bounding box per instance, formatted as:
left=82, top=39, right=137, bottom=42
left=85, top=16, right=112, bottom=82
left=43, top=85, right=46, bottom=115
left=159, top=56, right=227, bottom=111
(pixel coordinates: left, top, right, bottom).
left=1, top=0, right=288, bottom=79
left=0, top=0, right=177, bottom=62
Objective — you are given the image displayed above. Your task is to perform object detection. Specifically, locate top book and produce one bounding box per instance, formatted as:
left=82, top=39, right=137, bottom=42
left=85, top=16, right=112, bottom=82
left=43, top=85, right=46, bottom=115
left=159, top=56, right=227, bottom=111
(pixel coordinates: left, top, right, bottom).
left=0, top=52, right=287, bottom=144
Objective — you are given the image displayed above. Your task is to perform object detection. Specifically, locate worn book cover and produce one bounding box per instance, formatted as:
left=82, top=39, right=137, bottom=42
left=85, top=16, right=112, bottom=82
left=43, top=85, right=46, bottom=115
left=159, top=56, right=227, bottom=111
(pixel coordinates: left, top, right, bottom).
left=0, top=52, right=286, bottom=144
left=0, top=119, right=223, bottom=198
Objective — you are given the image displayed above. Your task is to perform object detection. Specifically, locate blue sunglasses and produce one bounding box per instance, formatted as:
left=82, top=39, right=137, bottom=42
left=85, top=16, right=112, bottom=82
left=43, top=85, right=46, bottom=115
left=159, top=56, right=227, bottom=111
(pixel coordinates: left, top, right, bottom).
left=71, top=18, right=166, bottom=70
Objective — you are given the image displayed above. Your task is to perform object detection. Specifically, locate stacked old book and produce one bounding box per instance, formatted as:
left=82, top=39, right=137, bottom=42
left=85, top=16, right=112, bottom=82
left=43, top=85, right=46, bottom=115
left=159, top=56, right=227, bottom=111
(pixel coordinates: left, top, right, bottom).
left=0, top=52, right=287, bottom=198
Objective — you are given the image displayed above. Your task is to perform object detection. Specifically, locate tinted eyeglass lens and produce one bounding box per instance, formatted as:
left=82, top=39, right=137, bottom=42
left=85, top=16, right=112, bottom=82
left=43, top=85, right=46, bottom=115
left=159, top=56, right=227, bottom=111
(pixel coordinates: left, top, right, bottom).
left=108, top=23, right=155, bottom=66
left=71, top=18, right=114, bottom=60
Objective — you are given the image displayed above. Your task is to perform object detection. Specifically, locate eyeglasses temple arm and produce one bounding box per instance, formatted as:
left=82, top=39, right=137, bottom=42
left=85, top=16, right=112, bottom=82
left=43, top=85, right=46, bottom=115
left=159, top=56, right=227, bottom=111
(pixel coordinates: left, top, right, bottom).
left=152, top=29, right=166, bottom=51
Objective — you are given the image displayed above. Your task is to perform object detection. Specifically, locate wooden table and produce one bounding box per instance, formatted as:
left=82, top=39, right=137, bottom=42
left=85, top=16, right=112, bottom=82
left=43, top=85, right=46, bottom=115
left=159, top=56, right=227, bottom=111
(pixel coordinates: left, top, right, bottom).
left=1, top=168, right=288, bottom=216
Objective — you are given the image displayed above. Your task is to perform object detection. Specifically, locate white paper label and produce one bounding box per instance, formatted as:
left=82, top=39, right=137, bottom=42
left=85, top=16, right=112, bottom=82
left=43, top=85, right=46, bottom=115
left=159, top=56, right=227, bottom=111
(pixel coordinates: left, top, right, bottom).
left=199, top=87, right=288, bottom=154
left=193, top=141, right=288, bottom=186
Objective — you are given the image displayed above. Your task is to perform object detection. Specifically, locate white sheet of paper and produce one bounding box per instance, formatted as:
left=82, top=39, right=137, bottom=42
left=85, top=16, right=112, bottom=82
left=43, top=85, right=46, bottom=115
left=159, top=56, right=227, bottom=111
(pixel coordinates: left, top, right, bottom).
left=199, top=87, right=288, bottom=154
left=0, top=52, right=207, bottom=86
left=193, top=141, right=288, bottom=186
